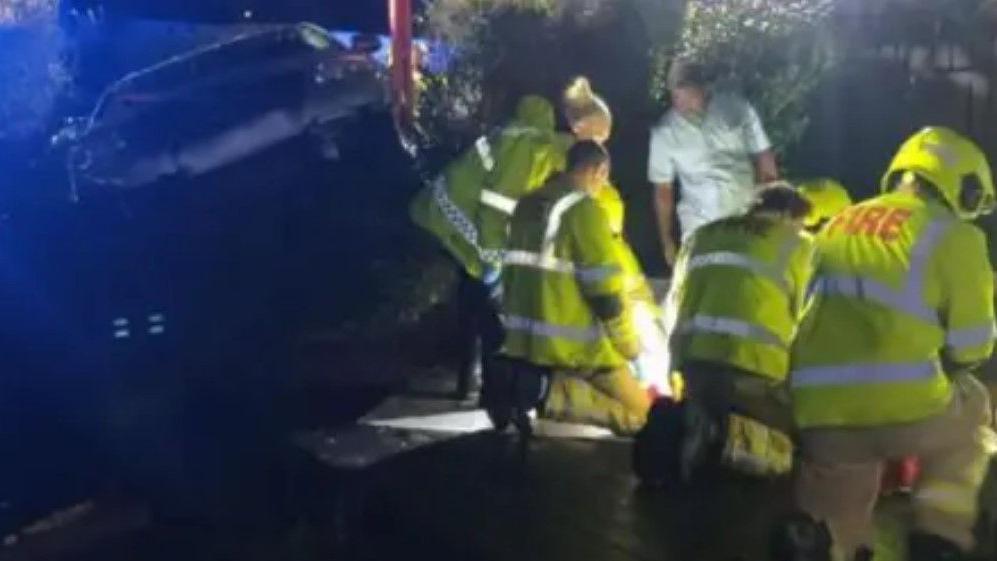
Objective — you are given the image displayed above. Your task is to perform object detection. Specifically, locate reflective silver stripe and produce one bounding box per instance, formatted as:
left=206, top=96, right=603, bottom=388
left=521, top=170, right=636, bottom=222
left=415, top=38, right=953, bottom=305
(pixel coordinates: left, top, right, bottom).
left=686, top=252, right=788, bottom=292
left=474, top=136, right=495, bottom=171
left=809, top=218, right=954, bottom=325
left=791, top=360, right=937, bottom=388
left=504, top=314, right=603, bottom=342
left=504, top=250, right=619, bottom=283
left=501, top=125, right=543, bottom=137
left=946, top=323, right=997, bottom=350
left=677, top=314, right=786, bottom=348
left=812, top=275, right=936, bottom=324
left=480, top=189, right=518, bottom=215
left=504, top=250, right=575, bottom=274
left=914, top=485, right=979, bottom=516
left=542, top=191, right=587, bottom=257
left=576, top=265, right=620, bottom=284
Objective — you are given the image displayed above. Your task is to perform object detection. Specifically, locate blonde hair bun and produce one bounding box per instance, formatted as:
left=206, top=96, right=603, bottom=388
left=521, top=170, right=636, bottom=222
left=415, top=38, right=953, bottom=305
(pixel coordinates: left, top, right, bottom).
left=563, top=76, right=610, bottom=125
left=564, top=76, right=595, bottom=105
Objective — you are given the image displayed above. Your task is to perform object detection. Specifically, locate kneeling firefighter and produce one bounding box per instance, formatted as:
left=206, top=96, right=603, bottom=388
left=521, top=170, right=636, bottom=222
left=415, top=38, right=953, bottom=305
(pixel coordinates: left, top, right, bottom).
left=409, top=95, right=567, bottom=399
left=780, top=127, right=997, bottom=561
left=635, top=185, right=816, bottom=484
left=798, top=177, right=924, bottom=497
left=492, top=140, right=652, bottom=436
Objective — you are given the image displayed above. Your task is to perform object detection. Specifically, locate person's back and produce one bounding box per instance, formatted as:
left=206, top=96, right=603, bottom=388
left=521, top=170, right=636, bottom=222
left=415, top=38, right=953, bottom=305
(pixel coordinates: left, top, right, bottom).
left=781, top=127, right=996, bottom=561
left=791, top=189, right=993, bottom=428
left=492, top=141, right=651, bottom=436
left=646, top=185, right=812, bottom=484
left=672, top=212, right=813, bottom=382
left=502, top=176, right=627, bottom=370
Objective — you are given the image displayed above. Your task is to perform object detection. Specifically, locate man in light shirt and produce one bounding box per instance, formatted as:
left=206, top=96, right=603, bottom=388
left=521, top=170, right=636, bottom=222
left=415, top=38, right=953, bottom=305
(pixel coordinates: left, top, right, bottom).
left=648, top=60, right=779, bottom=266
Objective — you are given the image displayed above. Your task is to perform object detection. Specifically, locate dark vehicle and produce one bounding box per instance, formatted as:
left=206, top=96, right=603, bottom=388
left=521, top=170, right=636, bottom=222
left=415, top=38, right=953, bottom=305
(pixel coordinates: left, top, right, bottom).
left=57, top=22, right=387, bottom=199
left=4, top=21, right=415, bottom=537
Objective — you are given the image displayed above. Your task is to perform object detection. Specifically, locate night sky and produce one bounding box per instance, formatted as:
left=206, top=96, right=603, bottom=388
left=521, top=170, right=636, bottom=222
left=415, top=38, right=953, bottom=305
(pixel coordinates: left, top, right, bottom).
left=63, top=0, right=399, bottom=32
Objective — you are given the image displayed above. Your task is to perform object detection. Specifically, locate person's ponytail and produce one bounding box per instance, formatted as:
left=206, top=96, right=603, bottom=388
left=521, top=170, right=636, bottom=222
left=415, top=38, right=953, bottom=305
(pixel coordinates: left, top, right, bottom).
left=562, top=76, right=611, bottom=126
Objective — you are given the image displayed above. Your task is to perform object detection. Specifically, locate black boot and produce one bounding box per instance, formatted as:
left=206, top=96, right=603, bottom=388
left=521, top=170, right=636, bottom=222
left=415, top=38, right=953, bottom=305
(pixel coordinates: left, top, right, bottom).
left=769, top=512, right=832, bottom=561
left=908, top=532, right=966, bottom=561
left=482, top=358, right=514, bottom=431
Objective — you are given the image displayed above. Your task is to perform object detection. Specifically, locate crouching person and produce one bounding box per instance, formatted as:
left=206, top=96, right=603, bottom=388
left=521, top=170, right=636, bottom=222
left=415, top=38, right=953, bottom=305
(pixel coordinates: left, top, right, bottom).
left=657, top=185, right=815, bottom=482
left=488, top=141, right=652, bottom=436
left=779, top=128, right=997, bottom=561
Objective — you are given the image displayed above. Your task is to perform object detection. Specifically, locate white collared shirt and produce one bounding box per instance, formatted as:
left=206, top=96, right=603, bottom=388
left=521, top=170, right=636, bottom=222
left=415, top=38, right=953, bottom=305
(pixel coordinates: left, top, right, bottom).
left=648, top=92, right=772, bottom=240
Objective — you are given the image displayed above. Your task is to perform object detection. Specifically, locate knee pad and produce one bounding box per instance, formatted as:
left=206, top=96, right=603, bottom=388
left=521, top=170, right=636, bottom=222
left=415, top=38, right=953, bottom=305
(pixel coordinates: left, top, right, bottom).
left=632, top=400, right=794, bottom=485
left=719, top=412, right=794, bottom=478
left=769, top=512, right=832, bottom=561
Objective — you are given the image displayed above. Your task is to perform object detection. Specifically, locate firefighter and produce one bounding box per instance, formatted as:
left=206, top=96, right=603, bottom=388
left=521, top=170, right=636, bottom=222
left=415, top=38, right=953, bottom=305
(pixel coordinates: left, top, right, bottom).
left=783, top=127, right=996, bottom=561
left=410, top=95, right=566, bottom=399
left=796, top=178, right=853, bottom=233
left=494, top=140, right=652, bottom=436
left=664, top=184, right=815, bottom=480
left=795, top=178, right=923, bottom=496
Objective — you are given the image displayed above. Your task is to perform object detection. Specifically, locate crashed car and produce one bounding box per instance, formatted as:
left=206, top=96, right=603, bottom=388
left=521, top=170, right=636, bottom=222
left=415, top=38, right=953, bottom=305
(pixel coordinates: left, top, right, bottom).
left=57, top=22, right=388, bottom=198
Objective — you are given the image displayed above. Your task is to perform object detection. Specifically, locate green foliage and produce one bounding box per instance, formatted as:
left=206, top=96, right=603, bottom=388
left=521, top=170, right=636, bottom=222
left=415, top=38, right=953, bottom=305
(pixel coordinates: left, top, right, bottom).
left=651, top=0, right=838, bottom=159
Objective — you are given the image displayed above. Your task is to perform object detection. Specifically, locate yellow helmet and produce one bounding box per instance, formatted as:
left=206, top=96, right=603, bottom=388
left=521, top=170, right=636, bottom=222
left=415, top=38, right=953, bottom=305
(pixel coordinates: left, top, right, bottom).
left=797, top=178, right=852, bottom=227
left=880, top=127, right=995, bottom=221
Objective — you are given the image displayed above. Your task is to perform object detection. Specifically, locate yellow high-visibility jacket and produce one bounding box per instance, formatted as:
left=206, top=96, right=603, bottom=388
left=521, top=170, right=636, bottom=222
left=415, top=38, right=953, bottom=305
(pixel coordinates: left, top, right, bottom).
left=669, top=215, right=816, bottom=381
left=501, top=179, right=628, bottom=369
left=791, top=191, right=996, bottom=428
left=409, top=96, right=566, bottom=278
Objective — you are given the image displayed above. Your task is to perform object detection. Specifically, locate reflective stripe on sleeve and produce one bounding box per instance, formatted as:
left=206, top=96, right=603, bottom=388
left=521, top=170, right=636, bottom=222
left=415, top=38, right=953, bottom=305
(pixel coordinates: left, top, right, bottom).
left=474, top=136, right=495, bottom=171
left=503, top=315, right=603, bottom=342
left=791, top=360, right=937, bottom=388
left=946, top=322, right=997, bottom=350
left=503, top=250, right=619, bottom=283
left=677, top=314, right=786, bottom=348
left=480, top=189, right=518, bottom=215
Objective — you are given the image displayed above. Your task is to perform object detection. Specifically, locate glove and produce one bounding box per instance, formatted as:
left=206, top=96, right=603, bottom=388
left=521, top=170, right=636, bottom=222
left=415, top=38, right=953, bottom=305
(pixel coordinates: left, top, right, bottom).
left=604, top=307, right=640, bottom=360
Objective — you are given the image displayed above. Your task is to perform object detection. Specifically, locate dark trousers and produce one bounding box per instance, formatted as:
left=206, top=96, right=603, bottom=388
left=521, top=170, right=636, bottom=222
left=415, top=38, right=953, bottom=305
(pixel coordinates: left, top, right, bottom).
left=456, top=269, right=503, bottom=400
left=681, top=360, right=793, bottom=433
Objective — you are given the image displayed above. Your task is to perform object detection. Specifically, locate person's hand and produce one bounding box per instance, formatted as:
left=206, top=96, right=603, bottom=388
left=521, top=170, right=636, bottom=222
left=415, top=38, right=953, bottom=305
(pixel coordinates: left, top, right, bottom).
left=663, top=239, right=679, bottom=268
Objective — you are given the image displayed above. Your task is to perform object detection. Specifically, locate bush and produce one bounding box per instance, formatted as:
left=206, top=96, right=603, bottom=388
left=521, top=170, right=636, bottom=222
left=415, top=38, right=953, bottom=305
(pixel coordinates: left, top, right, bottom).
left=651, top=0, right=838, bottom=162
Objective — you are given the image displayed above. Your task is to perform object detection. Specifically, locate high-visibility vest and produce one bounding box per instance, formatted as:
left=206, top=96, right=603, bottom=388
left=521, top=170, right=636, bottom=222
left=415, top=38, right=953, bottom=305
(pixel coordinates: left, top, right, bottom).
left=500, top=180, right=628, bottom=369
left=791, top=191, right=996, bottom=428
left=669, top=216, right=815, bottom=381
left=409, top=96, right=565, bottom=278
left=592, top=183, right=656, bottom=304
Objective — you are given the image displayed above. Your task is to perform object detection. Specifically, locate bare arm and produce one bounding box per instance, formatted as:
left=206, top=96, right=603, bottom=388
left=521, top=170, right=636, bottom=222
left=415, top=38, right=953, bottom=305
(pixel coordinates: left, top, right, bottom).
left=654, top=182, right=678, bottom=267
left=754, top=149, right=779, bottom=184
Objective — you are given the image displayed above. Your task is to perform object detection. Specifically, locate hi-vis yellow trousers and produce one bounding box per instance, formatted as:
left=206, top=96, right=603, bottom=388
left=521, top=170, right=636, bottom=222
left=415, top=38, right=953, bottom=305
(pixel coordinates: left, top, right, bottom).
left=542, top=366, right=652, bottom=436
